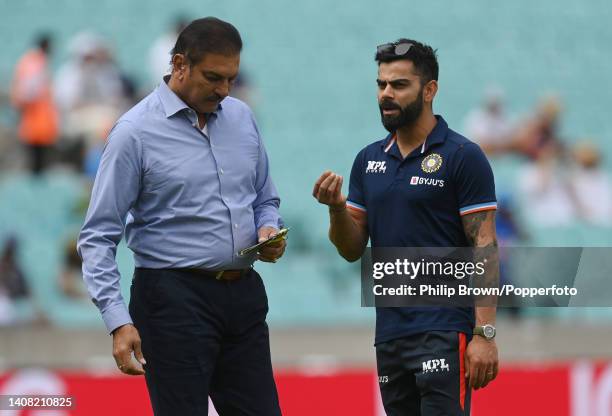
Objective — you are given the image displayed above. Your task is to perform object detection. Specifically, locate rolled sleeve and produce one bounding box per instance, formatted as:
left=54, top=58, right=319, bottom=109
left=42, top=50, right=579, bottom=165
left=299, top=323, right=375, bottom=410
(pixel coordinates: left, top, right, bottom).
left=347, top=148, right=367, bottom=213
left=250, top=113, right=282, bottom=230
left=77, top=120, right=143, bottom=334
left=453, top=142, right=497, bottom=216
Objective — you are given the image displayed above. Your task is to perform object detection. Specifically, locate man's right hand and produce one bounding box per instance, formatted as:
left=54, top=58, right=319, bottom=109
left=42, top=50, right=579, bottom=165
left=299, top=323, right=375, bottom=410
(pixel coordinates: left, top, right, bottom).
left=313, top=170, right=346, bottom=209
left=112, top=323, right=146, bottom=376
left=313, top=170, right=368, bottom=262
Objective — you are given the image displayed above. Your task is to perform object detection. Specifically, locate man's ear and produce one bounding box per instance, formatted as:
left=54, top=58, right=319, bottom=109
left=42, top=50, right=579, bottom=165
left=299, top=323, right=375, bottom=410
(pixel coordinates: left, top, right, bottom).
left=423, top=80, right=438, bottom=104
left=171, top=54, right=187, bottom=76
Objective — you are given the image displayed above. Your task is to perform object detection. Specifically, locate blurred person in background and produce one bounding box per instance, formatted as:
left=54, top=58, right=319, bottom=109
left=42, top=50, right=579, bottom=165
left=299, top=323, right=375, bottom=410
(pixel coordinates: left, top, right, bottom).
left=569, top=141, right=612, bottom=225
left=55, top=32, right=129, bottom=112
left=517, top=140, right=575, bottom=227
left=463, top=86, right=512, bottom=156
left=0, top=236, right=30, bottom=303
left=510, top=95, right=563, bottom=160
left=78, top=17, right=285, bottom=416
left=314, top=39, right=499, bottom=416
left=513, top=96, right=612, bottom=228
left=495, top=196, right=526, bottom=246
left=494, top=196, right=525, bottom=318
left=148, top=16, right=189, bottom=87
left=0, top=236, right=48, bottom=326
left=82, top=135, right=104, bottom=181
left=10, top=33, right=59, bottom=175
left=54, top=32, right=133, bottom=171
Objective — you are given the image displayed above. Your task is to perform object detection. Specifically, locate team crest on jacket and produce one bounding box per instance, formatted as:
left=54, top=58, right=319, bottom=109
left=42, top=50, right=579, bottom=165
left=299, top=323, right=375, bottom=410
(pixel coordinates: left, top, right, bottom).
left=421, top=153, right=443, bottom=173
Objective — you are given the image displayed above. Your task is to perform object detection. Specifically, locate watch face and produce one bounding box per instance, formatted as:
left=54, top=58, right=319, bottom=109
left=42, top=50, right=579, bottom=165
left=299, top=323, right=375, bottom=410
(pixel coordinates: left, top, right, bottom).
left=483, top=325, right=495, bottom=338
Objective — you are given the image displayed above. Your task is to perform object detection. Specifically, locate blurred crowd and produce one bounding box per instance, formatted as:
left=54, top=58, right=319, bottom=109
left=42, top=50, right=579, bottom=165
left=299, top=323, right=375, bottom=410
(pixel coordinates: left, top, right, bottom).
left=8, top=30, right=136, bottom=179
left=464, top=89, right=612, bottom=228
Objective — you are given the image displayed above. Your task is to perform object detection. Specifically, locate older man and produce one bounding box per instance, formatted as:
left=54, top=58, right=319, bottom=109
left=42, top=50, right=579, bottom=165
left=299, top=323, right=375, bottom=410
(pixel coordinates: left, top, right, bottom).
left=78, top=17, right=285, bottom=416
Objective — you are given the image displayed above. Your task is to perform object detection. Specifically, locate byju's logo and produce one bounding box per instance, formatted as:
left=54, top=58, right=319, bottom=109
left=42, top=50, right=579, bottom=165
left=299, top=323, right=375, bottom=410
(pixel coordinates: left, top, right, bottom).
left=422, top=358, right=450, bottom=373
left=366, top=161, right=386, bottom=173
left=410, top=176, right=445, bottom=188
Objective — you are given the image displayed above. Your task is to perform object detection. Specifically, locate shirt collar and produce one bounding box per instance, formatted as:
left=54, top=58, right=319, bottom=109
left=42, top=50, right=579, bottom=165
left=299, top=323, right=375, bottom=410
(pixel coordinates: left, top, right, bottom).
left=381, top=115, right=449, bottom=156
left=422, top=115, right=448, bottom=152
left=157, top=75, right=222, bottom=118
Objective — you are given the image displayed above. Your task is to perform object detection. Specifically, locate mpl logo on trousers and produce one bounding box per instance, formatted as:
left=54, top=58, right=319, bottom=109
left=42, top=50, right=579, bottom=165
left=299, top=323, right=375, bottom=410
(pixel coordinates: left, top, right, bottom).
left=410, top=176, right=445, bottom=188
left=366, top=161, right=386, bottom=173
left=422, top=358, right=450, bottom=373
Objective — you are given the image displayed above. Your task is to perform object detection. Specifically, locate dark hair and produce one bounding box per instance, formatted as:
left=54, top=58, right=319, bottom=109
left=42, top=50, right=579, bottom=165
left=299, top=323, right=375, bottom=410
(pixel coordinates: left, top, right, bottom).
left=171, top=17, right=242, bottom=66
left=36, top=33, right=52, bottom=54
left=375, top=38, right=438, bottom=85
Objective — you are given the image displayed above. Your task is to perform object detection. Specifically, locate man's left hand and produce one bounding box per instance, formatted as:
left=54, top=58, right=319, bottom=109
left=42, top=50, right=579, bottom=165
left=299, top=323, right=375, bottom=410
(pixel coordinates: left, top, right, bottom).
left=257, top=226, right=286, bottom=263
left=465, top=336, right=499, bottom=390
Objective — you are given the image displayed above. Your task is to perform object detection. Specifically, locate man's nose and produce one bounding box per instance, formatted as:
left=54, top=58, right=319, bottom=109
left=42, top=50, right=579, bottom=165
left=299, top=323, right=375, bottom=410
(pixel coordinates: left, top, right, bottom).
left=215, top=80, right=231, bottom=98
left=380, top=84, right=395, bottom=100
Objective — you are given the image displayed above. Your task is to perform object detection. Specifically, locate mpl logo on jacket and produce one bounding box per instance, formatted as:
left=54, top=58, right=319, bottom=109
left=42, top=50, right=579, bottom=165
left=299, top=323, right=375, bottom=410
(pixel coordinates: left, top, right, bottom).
left=422, top=358, right=450, bottom=373
left=421, top=153, right=443, bottom=173
left=410, top=176, right=445, bottom=188
left=366, top=161, right=386, bottom=174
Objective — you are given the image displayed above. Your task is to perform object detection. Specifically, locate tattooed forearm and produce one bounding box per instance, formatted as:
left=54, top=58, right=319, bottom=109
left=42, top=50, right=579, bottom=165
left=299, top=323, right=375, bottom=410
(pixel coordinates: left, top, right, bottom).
left=462, top=210, right=499, bottom=307
left=461, top=210, right=498, bottom=247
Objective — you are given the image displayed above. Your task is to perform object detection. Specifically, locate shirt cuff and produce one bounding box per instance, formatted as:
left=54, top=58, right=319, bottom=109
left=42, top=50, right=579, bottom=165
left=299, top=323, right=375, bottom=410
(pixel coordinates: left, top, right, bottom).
left=347, top=200, right=367, bottom=213
left=101, top=302, right=133, bottom=335
left=255, top=212, right=282, bottom=230
left=459, top=202, right=497, bottom=216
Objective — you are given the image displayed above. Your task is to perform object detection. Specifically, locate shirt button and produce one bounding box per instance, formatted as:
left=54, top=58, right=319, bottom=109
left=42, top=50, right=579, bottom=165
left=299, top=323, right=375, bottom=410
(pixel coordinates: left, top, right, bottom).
left=224, top=198, right=230, bottom=203
left=234, top=223, right=239, bottom=229
left=220, top=168, right=224, bottom=174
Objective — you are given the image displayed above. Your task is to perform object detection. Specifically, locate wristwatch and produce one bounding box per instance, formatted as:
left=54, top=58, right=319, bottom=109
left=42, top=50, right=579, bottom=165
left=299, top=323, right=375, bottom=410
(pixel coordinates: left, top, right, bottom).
left=473, top=324, right=496, bottom=340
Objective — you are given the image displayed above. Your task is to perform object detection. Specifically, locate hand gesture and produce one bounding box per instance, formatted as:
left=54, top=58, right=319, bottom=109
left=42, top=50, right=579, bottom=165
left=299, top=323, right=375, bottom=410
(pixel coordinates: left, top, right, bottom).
left=313, top=171, right=346, bottom=210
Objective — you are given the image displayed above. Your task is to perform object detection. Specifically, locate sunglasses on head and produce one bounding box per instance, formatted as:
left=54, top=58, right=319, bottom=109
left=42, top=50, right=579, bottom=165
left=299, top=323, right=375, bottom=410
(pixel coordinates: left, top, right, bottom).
left=376, top=41, right=413, bottom=56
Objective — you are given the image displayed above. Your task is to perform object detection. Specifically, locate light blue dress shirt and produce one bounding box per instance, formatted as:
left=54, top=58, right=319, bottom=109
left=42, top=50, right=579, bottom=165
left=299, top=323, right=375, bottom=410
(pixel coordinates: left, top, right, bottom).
left=77, top=79, right=282, bottom=333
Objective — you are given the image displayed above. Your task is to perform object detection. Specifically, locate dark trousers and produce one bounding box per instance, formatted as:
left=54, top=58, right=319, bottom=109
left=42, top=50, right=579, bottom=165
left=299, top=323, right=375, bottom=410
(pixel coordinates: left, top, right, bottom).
left=25, top=143, right=50, bottom=175
left=129, top=268, right=282, bottom=416
left=376, top=331, right=471, bottom=416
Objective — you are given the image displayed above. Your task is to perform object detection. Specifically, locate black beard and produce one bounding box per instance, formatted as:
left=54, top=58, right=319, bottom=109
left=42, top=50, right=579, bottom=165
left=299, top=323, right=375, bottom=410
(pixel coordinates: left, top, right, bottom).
left=379, top=88, right=424, bottom=133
